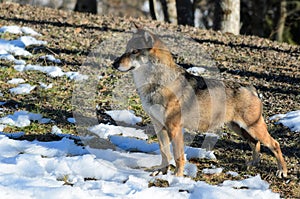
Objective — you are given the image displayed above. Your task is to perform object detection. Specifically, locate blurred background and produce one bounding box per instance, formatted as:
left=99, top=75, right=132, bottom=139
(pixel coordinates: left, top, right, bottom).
left=1, top=0, right=299, bottom=45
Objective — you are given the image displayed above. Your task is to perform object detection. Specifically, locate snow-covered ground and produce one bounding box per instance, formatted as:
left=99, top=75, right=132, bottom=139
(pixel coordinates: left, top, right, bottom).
left=0, top=123, right=280, bottom=199
left=1, top=25, right=299, bottom=198
left=270, top=110, right=300, bottom=132
left=0, top=108, right=292, bottom=199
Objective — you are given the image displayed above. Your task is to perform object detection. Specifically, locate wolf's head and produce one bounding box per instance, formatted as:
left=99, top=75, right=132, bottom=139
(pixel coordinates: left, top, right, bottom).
left=113, top=24, right=174, bottom=72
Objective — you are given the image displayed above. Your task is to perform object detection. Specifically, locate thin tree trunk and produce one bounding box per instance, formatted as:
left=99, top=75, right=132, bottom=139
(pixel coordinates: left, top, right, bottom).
left=275, top=0, right=287, bottom=42
left=164, top=0, right=177, bottom=24
left=214, top=0, right=240, bottom=35
left=149, top=0, right=157, bottom=20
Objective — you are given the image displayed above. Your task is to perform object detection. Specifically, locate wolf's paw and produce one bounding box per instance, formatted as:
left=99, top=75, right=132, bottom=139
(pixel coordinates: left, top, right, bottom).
left=145, top=165, right=169, bottom=176
left=246, top=158, right=260, bottom=167
left=276, top=169, right=288, bottom=179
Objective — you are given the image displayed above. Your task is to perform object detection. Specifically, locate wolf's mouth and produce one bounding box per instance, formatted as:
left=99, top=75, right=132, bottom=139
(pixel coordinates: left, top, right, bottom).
left=128, top=66, right=135, bottom=71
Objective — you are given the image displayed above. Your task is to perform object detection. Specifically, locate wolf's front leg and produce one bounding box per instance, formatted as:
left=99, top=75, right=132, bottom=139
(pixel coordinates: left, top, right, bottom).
left=148, top=121, right=172, bottom=176
left=170, top=126, right=185, bottom=177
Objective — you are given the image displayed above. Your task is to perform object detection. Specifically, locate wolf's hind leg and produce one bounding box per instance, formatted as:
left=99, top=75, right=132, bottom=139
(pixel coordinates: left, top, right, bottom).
left=229, top=122, right=261, bottom=166
left=247, top=116, right=287, bottom=178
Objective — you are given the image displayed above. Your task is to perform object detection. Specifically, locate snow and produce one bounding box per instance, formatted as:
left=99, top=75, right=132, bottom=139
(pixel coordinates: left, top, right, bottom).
left=202, top=167, right=223, bottom=175
left=0, top=124, right=6, bottom=132
left=0, top=28, right=46, bottom=65
left=39, top=55, right=62, bottom=64
left=65, top=71, right=89, bottom=81
left=0, top=26, right=41, bottom=36
left=9, top=83, right=36, bottom=95
left=187, top=67, right=206, bottom=75
left=14, top=64, right=88, bottom=80
left=1, top=25, right=85, bottom=81
left=106, top=110, right=142, bottom=125
left=226, top=171, right=239, bottom=177
left=67, top=118, right=76, bottom=124
left=0, top=111, right=52, bottom=127
left=7, top=78, right=25, bottom=84
left=39, top=82, right=53, bottom=89
left=16, top=64, right=65, bottom=77
left=0, top=110, right=281, bottom=198
left=14, top=36, right=47, bottom=47
left=270, top=110, right=300, bottom=132
left=88, top=123, right=148, bottom=140
left=51, top=125, right=63, bottom=134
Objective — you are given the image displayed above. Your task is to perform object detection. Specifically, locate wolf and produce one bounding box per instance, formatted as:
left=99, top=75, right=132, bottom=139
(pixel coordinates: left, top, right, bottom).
left=112, top=24, right=287, bottom=178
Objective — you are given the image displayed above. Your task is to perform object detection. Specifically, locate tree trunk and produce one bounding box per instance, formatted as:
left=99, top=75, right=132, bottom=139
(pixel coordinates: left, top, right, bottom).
left=275, top=0, right=287, bottom=42
left=149, top=0, right=166, bottom=22
left=176, top=0, right=194, bottom=26
left=159, top=0, right=177, bottom=24
left=149, top=0, right=157, bottom=20
left=214, top=0, right=240, bottom=35
left=251, top=0, right=267, bottom=37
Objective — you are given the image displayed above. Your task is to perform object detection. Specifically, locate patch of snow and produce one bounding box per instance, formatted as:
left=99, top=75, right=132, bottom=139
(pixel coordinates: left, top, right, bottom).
left=13, top=64, right=25, bottom=72
left=0, top=111, right=51, bottom=128
left=7, top=78, right=25, bottom=84
left=39, top=82, right=53, bottom=89
left=226, top=171, right=239, bottom=177
left=110, top=136, right=158, bottom=153
left=0, top=26, right=41, bottom=36
left=184, top=163, right=198, bottom=178
left=15, top=64, right=88, bottom=80
left=51, top=125, right=63, bottom=134
left=0, top=53, right=26, bottom=65
left=39, top=55, right=61, bottom=64
left=0, top=131, right=280, bottom=198
left=0, top=124, right=6, bottom=132
left=203, top=167, right=223, bottom=175
left=16, top=36, right=47, bottom=47
left=222, top=175, right=269, bottom=190
left=106, top=110, right=142, bottom=125
left=21, top=27, right=41, bottom=36
left=88, top=123, right=148, bottom=140
left=39, top=118, right=53, bottom=124
left=9, top=83, right=36, bottom=95
left=21, top=64, right=65, bottom=77
left=110, top=135, right=218, bottom=162
left=191, top=177, right=279, bottom=199
left=0, top=34, right=45, bottom=65
left=270, top=110, right=300, bottom=132
left=185, top=146, right=216, bottom=159
left=65, top=71, right=89, bottom=81
left=0, top=131, right=24, bottom=139
left=0, top=25, right=23, bottom=34
left=187, top=67, right=206, bottom=76
left=67, top=118, right=76, bottom=123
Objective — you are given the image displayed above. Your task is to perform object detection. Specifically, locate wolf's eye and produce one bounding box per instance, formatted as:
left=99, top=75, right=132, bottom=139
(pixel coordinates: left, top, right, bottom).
left=132, top=49, right=139, bottom=54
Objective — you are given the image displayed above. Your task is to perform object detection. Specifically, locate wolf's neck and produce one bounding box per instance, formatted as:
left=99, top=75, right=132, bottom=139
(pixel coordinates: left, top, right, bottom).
left=132, top=56, right=182, bottom=89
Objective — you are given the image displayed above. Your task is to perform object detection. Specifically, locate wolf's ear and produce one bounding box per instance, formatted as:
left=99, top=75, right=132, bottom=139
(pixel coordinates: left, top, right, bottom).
left=144, top=31, right=155, bottom=47
left=131, top=22, right=141, bottom=33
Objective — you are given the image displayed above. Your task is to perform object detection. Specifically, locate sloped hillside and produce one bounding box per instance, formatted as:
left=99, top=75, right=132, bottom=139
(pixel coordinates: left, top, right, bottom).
left=0, top=3, right=299, bottom=198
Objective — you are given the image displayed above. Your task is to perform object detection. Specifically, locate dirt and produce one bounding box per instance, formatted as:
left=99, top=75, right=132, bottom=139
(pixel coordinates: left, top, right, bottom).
left=0, top=3, right=299, bottom=198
